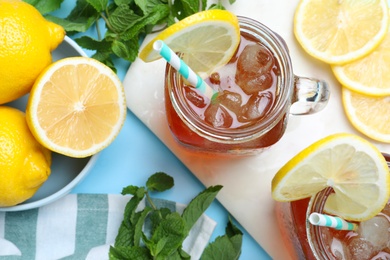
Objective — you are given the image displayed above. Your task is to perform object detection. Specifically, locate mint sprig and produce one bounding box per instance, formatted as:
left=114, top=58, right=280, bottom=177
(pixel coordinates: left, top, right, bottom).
left=25, top=0, right=236, bottom=72
left=109, top=172, right=243, bottom=259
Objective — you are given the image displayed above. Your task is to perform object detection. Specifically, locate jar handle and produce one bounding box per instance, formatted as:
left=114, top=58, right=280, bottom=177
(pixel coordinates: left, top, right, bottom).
left=290, top=76, right=330, bottom=115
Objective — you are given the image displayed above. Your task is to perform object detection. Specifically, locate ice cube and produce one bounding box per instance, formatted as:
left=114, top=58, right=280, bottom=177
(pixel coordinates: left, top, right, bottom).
left=236, top=44, right=275, bottom=94
left=237, top=72, right=273, bottom=94
left=238, top=91, right=273, bottom=122
left=217, top=90, right=242, bottom=113
left=348, top=237, right=377, bottom=260
left=184, top=86, right=207, bottom=108
left=359, top=215, right=390, bottom=251
left=204, top=103, right=233, bottom=128
left=329, top=237, right=348, bottom=260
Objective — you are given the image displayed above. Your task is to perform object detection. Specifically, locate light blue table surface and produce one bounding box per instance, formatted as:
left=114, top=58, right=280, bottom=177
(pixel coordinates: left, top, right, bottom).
left=53, top=2, right=272, bottom=259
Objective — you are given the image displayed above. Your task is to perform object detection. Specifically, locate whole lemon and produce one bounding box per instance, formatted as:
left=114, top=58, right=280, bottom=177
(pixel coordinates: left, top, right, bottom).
left=0, top=106, right=52, bottom=207
left=0, top=0, right=65, bottom=104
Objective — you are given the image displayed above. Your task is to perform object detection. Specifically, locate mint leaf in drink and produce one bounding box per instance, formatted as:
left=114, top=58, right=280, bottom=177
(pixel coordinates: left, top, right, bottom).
left=146, top=172, right=174, bottom=192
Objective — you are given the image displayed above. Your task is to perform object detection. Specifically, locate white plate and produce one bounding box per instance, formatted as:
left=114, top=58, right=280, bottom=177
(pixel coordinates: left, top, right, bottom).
left=1, top=36, right=98, bottom=212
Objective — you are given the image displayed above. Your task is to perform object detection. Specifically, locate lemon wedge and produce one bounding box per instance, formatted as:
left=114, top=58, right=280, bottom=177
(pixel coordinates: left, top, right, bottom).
left=26, top=57, right=127, bottom=158
left=294, top=0, right=389, bottom=64
left=272, top=133, right=390, bottom=221
left=332, top=23, right=390, bottom=96
left=139, top=9, right=240, bottom=75
left=342, top=87, right=390, bottom=143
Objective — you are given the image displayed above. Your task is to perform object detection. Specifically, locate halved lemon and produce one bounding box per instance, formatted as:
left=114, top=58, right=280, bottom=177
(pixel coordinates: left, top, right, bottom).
left=342, top=87, right=390, bottom=143
left=271, top=133, right=390, bottom=221
left=294, top=0, right=389, bottom=64
left=26, top=57, right=127, bottom=158
left=332, top=23, right=390, bottom=96
left=139, top=9, right=240, bottom=75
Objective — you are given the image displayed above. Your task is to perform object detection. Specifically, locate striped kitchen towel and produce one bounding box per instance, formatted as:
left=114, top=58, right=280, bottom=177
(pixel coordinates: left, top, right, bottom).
left=0, top=194, right=216, bottom=260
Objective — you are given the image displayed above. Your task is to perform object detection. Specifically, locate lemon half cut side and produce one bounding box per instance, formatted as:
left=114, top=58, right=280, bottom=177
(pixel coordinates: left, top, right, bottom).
left=26, top=57, right=127, bottom=158
left=139, top=9, right=240, bottom=76
left=271, top=133, right=390, bottom=221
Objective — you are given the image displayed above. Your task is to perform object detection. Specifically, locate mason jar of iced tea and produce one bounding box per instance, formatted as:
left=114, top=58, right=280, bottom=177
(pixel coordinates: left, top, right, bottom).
left=165, top=16, right=330, bottom=154
left=276, top=153, right=390, bottom=260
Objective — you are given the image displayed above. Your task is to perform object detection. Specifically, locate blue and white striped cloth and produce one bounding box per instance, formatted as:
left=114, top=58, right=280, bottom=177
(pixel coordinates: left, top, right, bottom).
left=0, top=194, right=216, bottom=259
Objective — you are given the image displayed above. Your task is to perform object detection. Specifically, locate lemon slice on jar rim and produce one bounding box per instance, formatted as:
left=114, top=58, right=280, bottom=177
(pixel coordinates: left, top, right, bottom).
left=271, top=133, right=390, bottom=221
left=139, top=9, right=240, bottom=76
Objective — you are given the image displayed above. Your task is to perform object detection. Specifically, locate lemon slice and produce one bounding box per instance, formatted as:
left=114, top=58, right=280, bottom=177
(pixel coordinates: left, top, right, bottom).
left=26, top=57, right=127, bottom=158
left=139, top=9, right=240, bottom=75
left=294, top=0, right=389, bottom=64
left=342, top=87, right=390, bottom=142
left=271, top=133, right=390, bottom=221
left=332, top=24, right=390, bottom=96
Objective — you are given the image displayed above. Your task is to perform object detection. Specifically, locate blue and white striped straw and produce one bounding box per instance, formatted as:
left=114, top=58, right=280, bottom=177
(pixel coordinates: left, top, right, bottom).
left=153, top=40, right=218, bottom=101
left=309, top=213, right=357, bottom=231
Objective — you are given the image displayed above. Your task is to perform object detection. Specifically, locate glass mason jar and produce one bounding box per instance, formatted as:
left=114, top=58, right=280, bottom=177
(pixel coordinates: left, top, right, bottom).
left=276, top=153, right=390, bottom=259
left=164, top=16, right=330, bottom=154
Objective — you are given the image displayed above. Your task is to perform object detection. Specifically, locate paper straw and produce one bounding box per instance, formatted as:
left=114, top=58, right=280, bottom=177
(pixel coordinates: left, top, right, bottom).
left=309, top=213, right=357, bottom=231
left=153, top=40, right=218, bottom=100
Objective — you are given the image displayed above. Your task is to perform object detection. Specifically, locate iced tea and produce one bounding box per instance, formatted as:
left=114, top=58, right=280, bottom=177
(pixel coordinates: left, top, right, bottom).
left=277, top=154, right=390, bottom=260
left=164, top=16, right=329, bottom=154
left=165, top=30, right=287, bottom=152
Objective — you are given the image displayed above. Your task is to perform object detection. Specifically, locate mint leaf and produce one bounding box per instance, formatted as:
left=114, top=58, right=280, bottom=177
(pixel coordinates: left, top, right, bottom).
left=201, top=218, right=243, bottom=260
left=181, top=185, right=222, bottom=232
left=45, top=15, right=96, bottom=33
left=75, top=36, right=112, bottom=52
left=107, top=5, right=142, bottom=33
left=114, top=0, right=132, bottom=5
left=64, top=0, right=100, bottom=32
left=121, top=185, right=140, bottom=196
left=225, top=217, right=243, bottom=254
left=120, top=4, right=170, bottom=40
left=146, top=172, right=174, bottom=192
left=111, top=172, right=241, bottom=259
left=23, top=0, right=63, bottom=15
left=109, top=245, right=151, bottom=260
left=31, top=0, right=236, bottom=73
left=112, top=38, right=139, bottom=62
left=151, top=212, right=188, bottom=258
left=133, top=208, right=153, bottom=247
left=134, top=0, right=164, bottom=14
left=86, top=0, right=108, bottom=12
